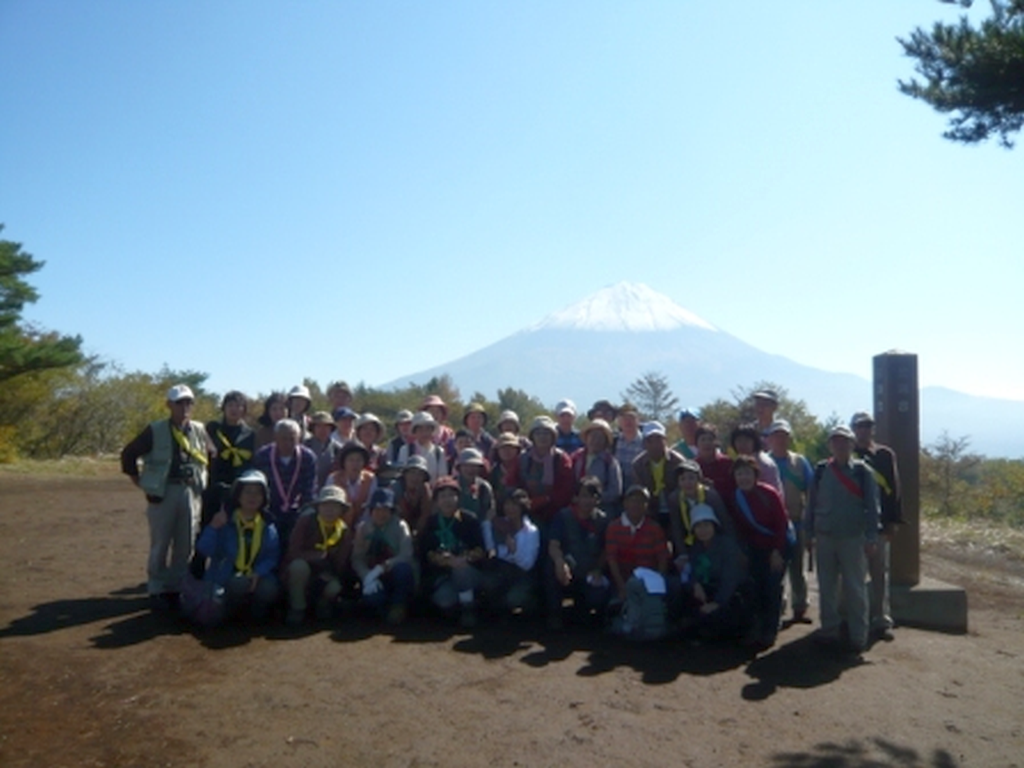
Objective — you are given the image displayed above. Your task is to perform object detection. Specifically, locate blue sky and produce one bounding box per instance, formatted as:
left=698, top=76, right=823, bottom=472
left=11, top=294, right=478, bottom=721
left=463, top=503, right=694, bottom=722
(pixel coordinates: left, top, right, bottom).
left=1, top=1, right=1021, bottom=403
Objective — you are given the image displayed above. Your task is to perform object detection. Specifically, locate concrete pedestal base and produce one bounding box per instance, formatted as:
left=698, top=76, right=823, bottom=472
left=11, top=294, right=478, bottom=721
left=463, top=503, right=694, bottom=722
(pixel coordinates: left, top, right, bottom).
left=891, top=576, right=968, bottom=634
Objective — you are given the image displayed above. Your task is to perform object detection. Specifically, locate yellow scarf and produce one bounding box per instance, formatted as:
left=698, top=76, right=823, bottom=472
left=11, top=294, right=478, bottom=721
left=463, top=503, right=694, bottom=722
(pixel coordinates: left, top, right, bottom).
left=678, top=485, right=706, bottom=546
left=315, top=515, right=346, bottom=551
left=234, top=513, right=264, bottom=575
left=171, top=424, right=209, bottom=466
left=651, top=459, right=666, bottom=497
left=216, top=429, right=251, bottom=468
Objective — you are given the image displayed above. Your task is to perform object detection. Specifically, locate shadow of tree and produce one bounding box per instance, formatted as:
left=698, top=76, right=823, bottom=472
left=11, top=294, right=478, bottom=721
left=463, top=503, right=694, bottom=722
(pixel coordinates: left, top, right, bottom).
left=769, top=737, right=959, bottom=767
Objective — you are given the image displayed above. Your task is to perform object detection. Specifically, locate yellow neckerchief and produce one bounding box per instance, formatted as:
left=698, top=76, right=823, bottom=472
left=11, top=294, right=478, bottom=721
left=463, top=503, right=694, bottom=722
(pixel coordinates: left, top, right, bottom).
left=651, top=458, right=666, bottom=497
left=171, top=423, right=209, bottom=466
left=678, top=485, right=706, bottom=546
left=315, top=515, right=346, bottom=551
left=216, top=428, right=251, bottom=468
left=234, top=512, right=264, bottom=575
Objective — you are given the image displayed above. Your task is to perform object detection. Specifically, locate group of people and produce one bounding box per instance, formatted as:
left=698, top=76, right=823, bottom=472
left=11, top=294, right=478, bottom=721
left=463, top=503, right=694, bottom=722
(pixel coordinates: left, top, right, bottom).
left=121, top=382, right=902, bottom=652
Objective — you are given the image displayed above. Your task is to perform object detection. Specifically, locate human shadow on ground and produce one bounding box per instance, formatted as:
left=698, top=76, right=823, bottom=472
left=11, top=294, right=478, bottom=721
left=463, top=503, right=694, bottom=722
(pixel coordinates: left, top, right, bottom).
left=323, top=608, right=757, bottom=683
left=0, top=583, right=152, bottom=640
left=741, top=634, right=868, bottom=701
left=769, top=737, right=959, bottom=767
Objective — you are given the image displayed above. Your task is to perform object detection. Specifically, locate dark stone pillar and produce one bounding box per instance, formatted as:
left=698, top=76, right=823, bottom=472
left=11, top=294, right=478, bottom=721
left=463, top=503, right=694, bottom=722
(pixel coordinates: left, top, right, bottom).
left=873, top=351, right=920, bottom=587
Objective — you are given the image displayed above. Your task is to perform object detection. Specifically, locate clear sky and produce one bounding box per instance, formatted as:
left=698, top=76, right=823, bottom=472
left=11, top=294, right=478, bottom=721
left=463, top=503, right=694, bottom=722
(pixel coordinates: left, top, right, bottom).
left=1, top=1, right=1021, bottom=403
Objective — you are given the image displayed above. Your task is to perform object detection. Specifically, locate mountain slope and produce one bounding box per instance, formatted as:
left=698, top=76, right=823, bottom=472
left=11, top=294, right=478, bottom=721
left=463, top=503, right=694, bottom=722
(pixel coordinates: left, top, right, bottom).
left=383, top=283, right=1023, bottom=457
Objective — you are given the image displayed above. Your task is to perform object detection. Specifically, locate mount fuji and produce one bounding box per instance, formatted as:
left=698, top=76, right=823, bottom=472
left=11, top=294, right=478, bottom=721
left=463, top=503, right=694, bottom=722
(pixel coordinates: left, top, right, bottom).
left=384, top=282, right=1023, bottom=457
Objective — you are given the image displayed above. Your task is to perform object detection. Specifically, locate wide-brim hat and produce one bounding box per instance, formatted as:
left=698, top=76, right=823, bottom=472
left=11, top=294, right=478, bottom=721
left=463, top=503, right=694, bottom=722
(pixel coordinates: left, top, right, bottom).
left=752, top=389, right=780, bottom=405
left=232, top=469, right=268, bottom=495
left=689, top=503, right=719, bottom=530
left=581, top=418, right=614, bottom=446
left=315, top=485, right=351, bottom=508
left=355, top=412, right=385, bottom=440
left=529, top=415, right=558, bottom=439
left=309, top=411, right=334, bottom=427
left=463, top=402, right=488, bottom=426
left=768, top=419, right=792, bottom=435
left=457, top=447, right=486, bottom=467
left=420, top=395, right=449, bottom=419
left=496, top=432, right=522, bottom=450
left=394, top=409, right=414, bottom=424
left=402, top=454, right=431, bottom=478
left=410, top=411, right=438, bottom=433
left=288, top=384, right=312, bottom=403
left=497, top=410, right=520, bottom=429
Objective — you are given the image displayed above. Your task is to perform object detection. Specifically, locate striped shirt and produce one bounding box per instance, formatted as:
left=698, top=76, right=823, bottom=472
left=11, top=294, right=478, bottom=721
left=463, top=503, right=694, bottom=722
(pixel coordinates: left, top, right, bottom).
left=605, top=514, right=668, bottom=575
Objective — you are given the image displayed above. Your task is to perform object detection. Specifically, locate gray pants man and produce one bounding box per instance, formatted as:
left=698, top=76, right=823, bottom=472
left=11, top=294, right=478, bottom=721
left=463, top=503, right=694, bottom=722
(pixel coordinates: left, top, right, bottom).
left=146, top=481, right=201, bottom=595
left=816, top=534, right=869, bottom=650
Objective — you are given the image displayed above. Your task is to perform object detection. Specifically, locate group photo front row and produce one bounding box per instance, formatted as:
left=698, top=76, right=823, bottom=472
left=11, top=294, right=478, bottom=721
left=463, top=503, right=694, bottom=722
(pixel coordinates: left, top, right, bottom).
left=120, top=382, right=903, bottom=653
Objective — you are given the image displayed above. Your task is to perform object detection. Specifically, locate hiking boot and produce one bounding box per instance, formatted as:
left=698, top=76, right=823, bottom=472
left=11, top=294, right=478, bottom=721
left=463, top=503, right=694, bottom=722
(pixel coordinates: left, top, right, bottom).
left=286, top=608, right=305, bottom=627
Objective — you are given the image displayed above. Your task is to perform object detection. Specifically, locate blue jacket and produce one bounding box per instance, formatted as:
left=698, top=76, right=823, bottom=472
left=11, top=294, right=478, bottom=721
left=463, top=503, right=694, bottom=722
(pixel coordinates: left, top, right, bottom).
left=196, top=515, right=281, bottom=586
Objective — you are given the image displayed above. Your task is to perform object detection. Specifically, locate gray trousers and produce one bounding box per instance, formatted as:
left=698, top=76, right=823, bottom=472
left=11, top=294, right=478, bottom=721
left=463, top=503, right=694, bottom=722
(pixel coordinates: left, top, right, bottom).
left=868, top=537, right=893, bottom=631
left=816, top=534, right=869, bottom=648
left=146, top=482, right=201, bottom=595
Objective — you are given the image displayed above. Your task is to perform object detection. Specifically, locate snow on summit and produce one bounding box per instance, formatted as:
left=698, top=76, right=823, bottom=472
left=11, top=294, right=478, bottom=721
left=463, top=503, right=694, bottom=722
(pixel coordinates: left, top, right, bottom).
left=530, top=282, right=717, bottom=333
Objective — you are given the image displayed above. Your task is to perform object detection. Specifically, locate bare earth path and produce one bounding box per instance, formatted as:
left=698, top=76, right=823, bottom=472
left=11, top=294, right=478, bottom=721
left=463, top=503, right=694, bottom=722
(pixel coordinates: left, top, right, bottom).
left=1, top=471, right=1021, bottom=768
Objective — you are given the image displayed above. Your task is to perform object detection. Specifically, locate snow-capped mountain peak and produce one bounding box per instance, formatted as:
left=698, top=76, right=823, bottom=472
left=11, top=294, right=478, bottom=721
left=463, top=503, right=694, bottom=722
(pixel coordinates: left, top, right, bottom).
left=529, top=282, right=717, bottom=333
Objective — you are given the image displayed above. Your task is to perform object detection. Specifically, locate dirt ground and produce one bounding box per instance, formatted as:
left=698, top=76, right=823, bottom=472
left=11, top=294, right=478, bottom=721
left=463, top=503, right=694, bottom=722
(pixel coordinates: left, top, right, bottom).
left=1, top=469, right=1022, bottom=768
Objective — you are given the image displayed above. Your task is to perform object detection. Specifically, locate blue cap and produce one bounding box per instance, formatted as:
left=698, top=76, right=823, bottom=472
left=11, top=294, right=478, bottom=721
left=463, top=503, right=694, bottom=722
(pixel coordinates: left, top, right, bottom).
left=678, top=407, right=701, bottom=421
left=332, top=406, right=357, bottom=421
left=369, top=487, right=395, bottom=510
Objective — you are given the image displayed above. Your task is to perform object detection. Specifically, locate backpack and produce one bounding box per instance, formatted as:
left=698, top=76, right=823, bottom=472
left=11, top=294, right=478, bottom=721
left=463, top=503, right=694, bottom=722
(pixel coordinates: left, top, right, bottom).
left=611, top=575, right=668, bottom=641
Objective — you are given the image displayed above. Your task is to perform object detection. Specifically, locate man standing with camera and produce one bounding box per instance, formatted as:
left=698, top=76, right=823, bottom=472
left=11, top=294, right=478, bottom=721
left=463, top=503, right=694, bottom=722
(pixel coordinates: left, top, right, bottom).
left=121, top=384, right=212, bottom=610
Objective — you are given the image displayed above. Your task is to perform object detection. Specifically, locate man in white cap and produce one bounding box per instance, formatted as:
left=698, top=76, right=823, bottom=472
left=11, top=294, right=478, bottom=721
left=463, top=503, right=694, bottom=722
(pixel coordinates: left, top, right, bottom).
left=554, top=399, right=584, bottom=455
left=806, top=425, right=880, bottom=653
left=121, top=384, right=213, bottom=609
left=631, top=421, right=686, bottom=529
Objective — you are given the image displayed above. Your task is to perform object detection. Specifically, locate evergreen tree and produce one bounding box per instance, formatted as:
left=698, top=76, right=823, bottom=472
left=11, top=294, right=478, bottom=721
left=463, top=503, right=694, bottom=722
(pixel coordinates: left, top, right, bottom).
left=0, top=227, right=82, bottom=383
left=899, top=0, right=1024, bottom=147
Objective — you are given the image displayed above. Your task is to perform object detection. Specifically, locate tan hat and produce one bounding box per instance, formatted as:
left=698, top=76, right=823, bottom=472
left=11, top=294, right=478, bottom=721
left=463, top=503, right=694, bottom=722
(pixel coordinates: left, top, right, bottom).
left=309, top=411, right=334, bottom=426
left=496, top=432, right=521, bottom=449
left=581, top=418, right=614, bottom=447
left=315, top=485, right=350, bottom=508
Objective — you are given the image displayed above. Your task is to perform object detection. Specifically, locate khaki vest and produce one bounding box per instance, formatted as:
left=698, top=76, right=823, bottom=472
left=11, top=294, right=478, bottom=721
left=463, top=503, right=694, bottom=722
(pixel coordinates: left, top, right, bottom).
left=139, top=419, right=209, bottom=498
